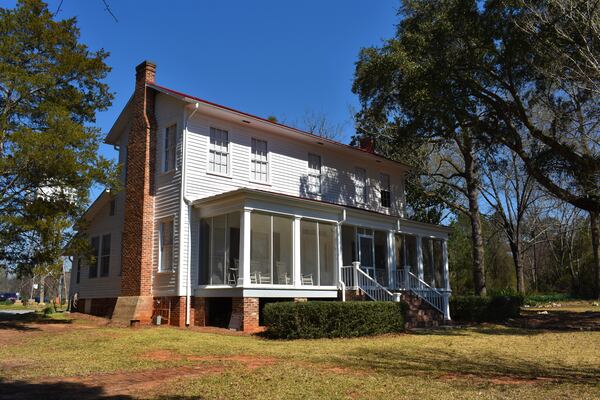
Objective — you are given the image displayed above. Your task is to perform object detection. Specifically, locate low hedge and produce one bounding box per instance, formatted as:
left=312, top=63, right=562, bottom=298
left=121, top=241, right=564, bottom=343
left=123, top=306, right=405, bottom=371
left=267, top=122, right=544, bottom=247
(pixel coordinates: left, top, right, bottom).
left=450, top=295, right=523, bottom=322
left=263, top=301, right=406, bottom=339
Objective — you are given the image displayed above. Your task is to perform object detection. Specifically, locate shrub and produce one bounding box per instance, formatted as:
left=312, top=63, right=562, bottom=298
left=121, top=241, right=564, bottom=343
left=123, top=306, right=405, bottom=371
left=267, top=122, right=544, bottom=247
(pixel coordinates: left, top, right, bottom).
left=42, top=305, right=54, bottom=316
left=450, top=295, right=523, bottom=322
left=263, top=301, right=406, bottom=339
left=525, top=293, right=571, bottom=306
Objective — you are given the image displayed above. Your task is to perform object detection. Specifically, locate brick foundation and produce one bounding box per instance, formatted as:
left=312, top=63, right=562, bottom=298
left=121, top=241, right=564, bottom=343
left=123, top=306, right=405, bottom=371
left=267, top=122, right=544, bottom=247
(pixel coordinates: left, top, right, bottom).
left=193, top=297, right=206, bottom=327
left=152, top=296, right=190, bottom=327
left=231, top=297, right=259, bottom=332
left=90, top=298, right=117, bottom=318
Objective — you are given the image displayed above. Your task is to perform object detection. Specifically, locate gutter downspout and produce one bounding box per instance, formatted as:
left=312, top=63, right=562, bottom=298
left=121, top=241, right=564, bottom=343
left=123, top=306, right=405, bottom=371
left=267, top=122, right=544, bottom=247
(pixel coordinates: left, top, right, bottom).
left=181, top=102, right=199, bottom=326
left=337, top=209, right=347, bottom=301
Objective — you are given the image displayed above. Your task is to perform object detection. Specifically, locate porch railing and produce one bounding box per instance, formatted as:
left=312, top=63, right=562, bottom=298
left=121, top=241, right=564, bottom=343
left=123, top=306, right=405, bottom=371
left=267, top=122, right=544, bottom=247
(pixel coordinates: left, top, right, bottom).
left=340, top=264, right=448, bottom=318
left=342, top=263, right=397, bottom=302
left=406, top=271, right=445, bottom=314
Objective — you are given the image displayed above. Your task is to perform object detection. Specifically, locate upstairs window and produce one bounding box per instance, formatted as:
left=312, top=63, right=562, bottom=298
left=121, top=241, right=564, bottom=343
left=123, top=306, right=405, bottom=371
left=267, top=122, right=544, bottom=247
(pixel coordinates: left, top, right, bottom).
left=354, top=167, right=367, bottom=204
left=100, top=234, right=111, bottom=277
left=209, top=127, right=229, bottom=174
left=380, top=173, right=391, bottom=208
left=89, top=237, right=99, bottom=278
left=307, top=153, right=322, bottom=194
left=160, top=220, right=174, bottom=272
left=163, top=124, right=177, bottom=172
left=251, top=138, right=268, bottom=182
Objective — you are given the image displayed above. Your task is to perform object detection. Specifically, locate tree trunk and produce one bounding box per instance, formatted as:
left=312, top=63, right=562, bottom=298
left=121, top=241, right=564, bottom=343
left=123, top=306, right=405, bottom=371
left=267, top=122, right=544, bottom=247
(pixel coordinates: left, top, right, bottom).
left=509, top=241, right=526, bottom=293
left=591, top=211, right=600, bottom=299
left=39, top=275, right=45, bottom=305
left=467, top=189, right=486, bottom=296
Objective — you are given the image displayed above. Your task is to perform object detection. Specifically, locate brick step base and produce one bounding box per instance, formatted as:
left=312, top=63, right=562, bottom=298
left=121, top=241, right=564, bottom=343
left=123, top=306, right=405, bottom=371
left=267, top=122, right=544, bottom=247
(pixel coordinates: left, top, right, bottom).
left=342, top=290, right=446, bottom=329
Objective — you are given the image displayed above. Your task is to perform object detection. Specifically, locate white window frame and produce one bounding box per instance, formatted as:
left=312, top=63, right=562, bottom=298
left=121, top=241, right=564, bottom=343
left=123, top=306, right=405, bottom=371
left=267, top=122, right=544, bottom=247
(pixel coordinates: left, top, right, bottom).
left=307, top=153, right=322, bottom=195
left=159, top=219, right=174, bottom=272
left=354, top=167, right=367, bottom=204
left=99, top=233, right=111, bottom=277
left=163, top=124, right=177, bottom=172
left=250, top=138, right=269, bottom=184
left=208, top=126, right=230, bottom=176
left=380, top=173, right=391, bottom=208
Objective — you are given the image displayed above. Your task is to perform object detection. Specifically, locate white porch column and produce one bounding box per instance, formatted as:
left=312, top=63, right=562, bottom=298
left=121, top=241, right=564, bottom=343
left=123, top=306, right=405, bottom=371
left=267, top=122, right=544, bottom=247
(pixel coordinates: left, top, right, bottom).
left=416, top=235, right=424, bottom=283
left=239, top=209, right=252, bottom=286
left=387, top=231, right=396, bottom=289
left=293, top=217, right=302, bottom=288
left=442, top=239, right=451, bottom=320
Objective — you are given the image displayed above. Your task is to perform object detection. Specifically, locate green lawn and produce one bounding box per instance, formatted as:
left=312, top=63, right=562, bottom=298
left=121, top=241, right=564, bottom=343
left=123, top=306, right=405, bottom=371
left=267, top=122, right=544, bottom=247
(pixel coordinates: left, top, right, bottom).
left=1, top=312, right=599, bottom=399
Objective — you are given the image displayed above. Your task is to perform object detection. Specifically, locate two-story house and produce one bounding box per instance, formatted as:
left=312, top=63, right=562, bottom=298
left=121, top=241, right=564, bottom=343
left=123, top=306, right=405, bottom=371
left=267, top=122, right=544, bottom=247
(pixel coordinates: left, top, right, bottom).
left=70, top=61, right=451, bottom=331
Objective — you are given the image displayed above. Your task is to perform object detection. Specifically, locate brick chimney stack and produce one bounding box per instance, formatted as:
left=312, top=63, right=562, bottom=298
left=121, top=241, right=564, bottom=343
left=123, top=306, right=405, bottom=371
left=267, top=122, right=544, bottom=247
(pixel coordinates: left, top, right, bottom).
left=112, top=61, right=157, bottom=325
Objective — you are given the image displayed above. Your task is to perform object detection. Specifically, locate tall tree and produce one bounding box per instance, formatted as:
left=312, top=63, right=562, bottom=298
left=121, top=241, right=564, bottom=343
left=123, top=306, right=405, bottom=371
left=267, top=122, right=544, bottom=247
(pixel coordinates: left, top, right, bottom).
left=354, top=0, right=599, bottom=296
left=0, top=0, right=116, bottom=275
left=352, top=0, right=490, bottom=295
left=480, top=148, right=542, bottom=293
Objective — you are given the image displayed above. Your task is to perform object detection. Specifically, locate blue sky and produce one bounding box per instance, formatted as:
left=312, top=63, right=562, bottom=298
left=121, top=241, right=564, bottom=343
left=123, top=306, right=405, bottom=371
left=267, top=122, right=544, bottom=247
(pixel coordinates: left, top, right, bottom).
left=8, top=0, right=400, bottom=199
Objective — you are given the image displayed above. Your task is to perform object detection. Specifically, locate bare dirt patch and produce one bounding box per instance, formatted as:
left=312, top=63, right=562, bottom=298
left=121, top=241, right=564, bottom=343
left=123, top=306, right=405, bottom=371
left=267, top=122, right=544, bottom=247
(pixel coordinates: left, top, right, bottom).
left=439, top=372, right=557, bottom=385
left=510, top=309, right=600, bottom=331
left=140, top=349, right=278, bottom=370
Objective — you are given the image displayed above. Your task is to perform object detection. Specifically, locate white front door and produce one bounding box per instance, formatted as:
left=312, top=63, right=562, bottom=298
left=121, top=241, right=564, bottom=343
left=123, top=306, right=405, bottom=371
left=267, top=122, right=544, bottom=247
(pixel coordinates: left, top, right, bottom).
left=358, top=234, right=375, bottom=279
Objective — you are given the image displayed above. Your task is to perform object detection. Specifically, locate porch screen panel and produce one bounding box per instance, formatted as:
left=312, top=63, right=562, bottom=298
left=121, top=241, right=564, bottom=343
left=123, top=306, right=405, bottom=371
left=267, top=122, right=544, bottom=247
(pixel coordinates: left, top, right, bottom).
left=374, top=231, right=388, bottom=284
left=300, top=220, right=318, bottom=285
left=228, top=212, right=241, bottom=284
left=211, top=214, right=227, bottom=284
left=404, top=235, right=418, bottom=275
left=422, top=237, right=434, bottom=286
left=433, top=239, right=444, bottom=288
left=341, top=225, right=356, bottom=266
left=319, top=223, right=336, bottom=286
left=395, top=233, right=404, bottom=270
left=273, top=216, right=293, bottom=285
left=198, top=219, right=211, bottom=285
left=251, top=213, right=271, bottom=284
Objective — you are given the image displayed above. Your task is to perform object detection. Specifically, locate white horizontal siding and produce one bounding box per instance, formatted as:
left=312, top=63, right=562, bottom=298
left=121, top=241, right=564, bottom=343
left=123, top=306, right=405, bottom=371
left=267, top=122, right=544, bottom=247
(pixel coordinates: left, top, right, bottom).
left=184, top=113, right=405, bottom=216
left=153, top=93, right=184, bottom=296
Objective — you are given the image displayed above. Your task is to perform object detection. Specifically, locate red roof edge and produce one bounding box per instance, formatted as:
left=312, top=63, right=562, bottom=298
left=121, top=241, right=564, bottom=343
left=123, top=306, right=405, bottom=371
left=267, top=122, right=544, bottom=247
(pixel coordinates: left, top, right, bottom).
left=147, top=83, right=412, bottom=170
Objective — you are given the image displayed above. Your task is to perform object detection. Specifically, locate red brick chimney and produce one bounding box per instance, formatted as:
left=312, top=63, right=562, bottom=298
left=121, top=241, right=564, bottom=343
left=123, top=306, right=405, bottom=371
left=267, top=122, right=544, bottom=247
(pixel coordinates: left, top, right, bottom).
left=358, top=137, right=376, bottom=153
left=112, top=61, right=157, bottom=324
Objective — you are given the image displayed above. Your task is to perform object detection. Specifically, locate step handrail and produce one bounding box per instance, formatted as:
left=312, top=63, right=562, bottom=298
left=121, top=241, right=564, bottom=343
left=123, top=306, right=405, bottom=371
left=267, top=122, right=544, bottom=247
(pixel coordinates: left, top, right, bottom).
left=406, top=271, right=445, bottom=313
left=353, top=263, right=398, bottom=302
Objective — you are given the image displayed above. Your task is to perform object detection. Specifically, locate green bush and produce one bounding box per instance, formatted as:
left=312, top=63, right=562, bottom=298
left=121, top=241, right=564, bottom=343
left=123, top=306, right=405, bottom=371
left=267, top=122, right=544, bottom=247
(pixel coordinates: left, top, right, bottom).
left=450, top=295, right=523, bottom=322
left=263, top=301, right=406, bottom=339
left=42, top=305, right=54, bottom=315
left=525, top=293, right=571, bottom=306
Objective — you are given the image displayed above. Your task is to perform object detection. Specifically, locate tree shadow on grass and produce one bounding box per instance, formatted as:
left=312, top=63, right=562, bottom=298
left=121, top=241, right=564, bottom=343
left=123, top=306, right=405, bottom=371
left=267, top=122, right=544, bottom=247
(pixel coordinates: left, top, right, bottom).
left=413, top=325, right=545, bottom=336
left=334, top=345, right=600, bottom=385
left=0, top=379, right=134, bottom=400
left=0, top=312, right=72, bottom=331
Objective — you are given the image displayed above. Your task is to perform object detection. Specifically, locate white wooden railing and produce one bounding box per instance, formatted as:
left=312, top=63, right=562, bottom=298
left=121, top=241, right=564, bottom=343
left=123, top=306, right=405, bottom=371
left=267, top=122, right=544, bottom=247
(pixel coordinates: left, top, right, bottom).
left=340, top=263, right=448, bottom=318
left=342, top=263, right=398, bottom=302
left=406, top=271, right=445, bottom=314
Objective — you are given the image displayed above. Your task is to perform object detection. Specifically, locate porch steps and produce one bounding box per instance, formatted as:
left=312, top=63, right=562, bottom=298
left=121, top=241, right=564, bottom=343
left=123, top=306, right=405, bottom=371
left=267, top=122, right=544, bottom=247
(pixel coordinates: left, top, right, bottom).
left=400, top=292, right=446, bottom=329
left=342, top=289, right=446, bottom=329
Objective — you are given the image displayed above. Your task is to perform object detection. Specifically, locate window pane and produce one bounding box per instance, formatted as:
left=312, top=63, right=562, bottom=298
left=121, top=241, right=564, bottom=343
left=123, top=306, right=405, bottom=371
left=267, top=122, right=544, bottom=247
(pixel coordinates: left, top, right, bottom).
left=100, top=234, right=111, bottom=277
left=89, top=237, right=99, bottom=278
left=251, top=213, right=271, bottom=284
left=319, top=223, right=336, bottom=286
left=300, top=220, right=318, bottom=285
left=273, top=216, right=293, bottom=285
left=211, top=215, right=227, bottom=284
